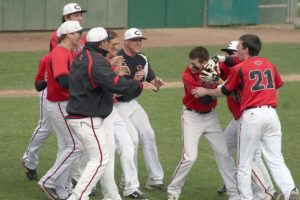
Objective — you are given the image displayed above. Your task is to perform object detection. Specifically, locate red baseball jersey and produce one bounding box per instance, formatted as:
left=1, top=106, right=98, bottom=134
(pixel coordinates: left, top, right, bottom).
left=219, top=58, right=243, bottom=120
left=182, top=67, right=217, bottom=112
left=35, top=54, right=49, bottom=84
left=47, top=46, right=74, bottom=102
left=49, top=30, right=86, bottom=56
left=223, top=56, right=284, bottom=112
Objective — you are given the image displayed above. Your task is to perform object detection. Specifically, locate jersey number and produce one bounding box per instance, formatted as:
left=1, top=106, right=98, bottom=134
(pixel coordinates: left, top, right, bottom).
left=249, top=69, right=274, bottom=91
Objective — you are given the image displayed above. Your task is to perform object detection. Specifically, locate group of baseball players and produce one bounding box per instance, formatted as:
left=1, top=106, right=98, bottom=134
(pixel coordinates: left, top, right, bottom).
left=20, top=2, right=299, bottom=200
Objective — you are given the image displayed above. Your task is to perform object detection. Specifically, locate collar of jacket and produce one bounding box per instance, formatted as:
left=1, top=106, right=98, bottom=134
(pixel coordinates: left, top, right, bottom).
left=84, top=42, right=108, bottom=57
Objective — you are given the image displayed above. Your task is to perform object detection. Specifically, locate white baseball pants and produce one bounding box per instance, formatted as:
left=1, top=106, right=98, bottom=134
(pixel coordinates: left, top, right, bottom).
left=67, top=115, right=121, bottom=200
left=39, top=101, right=82, bottom=199
left=237, top=107, right=296, bottom=200
left=168, top=107, right=238, bottom=200
left=112, top=107, right=140, bottom=196
left=114, top=99, right=164, bottom=185
left=224, top=118, right=275, bottom=199
left=23, top=89, right=52, bottom=170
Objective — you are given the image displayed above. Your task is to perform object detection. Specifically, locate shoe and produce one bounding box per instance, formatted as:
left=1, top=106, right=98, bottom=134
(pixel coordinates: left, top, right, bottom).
left=39, top=185, right=59, bottom=200
left=124, top=190, right=149, bottom=199
left=217, top=185, right=226, bottom=195
left=145, top=184, right=167, bottom=192
left=272, top=191, right=283, bottom=200
left=168, top=194, right=179, bottom=200
left=21, top=157, right=38, bottom=181
left=289, top=188, right=300, bottom=200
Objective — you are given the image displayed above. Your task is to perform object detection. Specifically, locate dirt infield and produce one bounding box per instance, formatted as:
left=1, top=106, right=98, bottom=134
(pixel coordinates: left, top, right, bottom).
left=0, top=25, right=300, bottom=52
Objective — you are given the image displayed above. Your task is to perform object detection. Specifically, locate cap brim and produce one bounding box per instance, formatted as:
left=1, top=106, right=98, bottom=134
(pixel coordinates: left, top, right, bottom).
left=127, top=36, right=147, bottom=40
left=64, top=10, right=87, bottom=16
left=220, top=48, right=237, bottom=52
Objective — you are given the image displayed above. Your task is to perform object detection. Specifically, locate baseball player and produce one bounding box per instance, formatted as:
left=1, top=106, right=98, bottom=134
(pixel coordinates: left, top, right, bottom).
left=191, top=34, right=300, bottom=200
left=21, top=53, right=52, bottom=181
left=213, top=41, right=279, bottom=200
left=167, top=46, right=238, bottom=200
left=115, top=28, right=165, bottom=192
left=106, top=30, right=148, bottom=199
left=50, top=3, right=87, bottom=53
left=38, top=21, right=84, bottom=200
left=66, top=27, right=143, bottom=200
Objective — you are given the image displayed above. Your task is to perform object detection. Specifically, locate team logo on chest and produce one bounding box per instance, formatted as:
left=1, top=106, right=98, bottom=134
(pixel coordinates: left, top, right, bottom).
left=136, top=65, right=143, bottom=71
left=254, top=60, right=262, bottom=66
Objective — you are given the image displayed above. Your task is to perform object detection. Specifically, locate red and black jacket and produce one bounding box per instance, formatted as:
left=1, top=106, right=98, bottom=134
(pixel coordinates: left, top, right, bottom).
left=66, top=43, right=143, bottom=118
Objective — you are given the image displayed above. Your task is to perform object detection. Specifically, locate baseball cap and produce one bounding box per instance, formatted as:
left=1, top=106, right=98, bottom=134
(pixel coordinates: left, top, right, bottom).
left=59, top=21, right=84, bottom=35
left=86, top=27, right=112, bottom=42
left=124, top=28, right=147, bottom=40
left=220, top=40, right=238, bottom=52
left=63, top=3, right=87, bottom=16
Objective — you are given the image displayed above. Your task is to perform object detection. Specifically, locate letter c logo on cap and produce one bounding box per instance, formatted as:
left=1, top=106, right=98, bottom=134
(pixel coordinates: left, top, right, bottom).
left=74, top=4, right=81, bottom=10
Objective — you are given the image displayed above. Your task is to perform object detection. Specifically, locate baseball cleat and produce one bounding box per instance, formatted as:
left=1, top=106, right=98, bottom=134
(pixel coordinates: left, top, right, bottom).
left=21, top=157, right=38, bottom=181
left=145, top=184, right=167, bottom=192
left=124, top=190, right=149, bottom=199
left=217, top=185, right=226, bottom=195
left=289, top=188, right=300, bottom=200
left=39, top=184, right=59, bottom=200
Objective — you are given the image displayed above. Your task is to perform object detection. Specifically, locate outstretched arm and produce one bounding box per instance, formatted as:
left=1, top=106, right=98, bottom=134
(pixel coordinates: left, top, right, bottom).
left=191, top=86, right=224, bottom=99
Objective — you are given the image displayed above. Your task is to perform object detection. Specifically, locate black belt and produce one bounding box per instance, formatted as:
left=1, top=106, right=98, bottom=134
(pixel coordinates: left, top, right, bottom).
left=245, top=105, right=276, bottom=110
left=186, top=108, right=211, bottom=114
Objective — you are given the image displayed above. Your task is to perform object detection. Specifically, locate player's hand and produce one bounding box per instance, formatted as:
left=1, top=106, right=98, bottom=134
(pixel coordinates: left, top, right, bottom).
left=134, top=69, right=144, bottom=81
left=151, top=77, right=164, bottom=92
left=191, top=87, right=208, bottom=98
left=116, top=66, right=131, bottom=76
left=110, top=56, right=125, bottom=66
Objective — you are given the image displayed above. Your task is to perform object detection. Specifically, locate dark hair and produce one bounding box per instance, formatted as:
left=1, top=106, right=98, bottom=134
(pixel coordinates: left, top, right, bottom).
left=107, top=30, right=119, bottom=40
left=239, top=34, right=261, bottom=56
left=188, top=46, right=209, bottom=63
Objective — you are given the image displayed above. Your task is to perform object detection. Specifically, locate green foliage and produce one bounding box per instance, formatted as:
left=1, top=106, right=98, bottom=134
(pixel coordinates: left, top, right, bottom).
left=0, top=82, right=299, bottom=199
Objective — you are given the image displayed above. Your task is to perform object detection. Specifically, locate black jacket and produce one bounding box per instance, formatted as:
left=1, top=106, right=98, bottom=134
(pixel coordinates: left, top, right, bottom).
left=66, top=43, right=143, bottom=118
left=116, top=49, right=155, bottom=102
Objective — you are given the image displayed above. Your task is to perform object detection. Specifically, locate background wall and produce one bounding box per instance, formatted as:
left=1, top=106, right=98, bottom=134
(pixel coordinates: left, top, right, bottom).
left=0, top=0, right=298, bottom=31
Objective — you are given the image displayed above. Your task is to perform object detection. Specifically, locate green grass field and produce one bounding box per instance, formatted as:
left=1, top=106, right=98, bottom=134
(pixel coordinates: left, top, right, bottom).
left=0, top=44, right=299, bottom=200
left=1, top=43, right=300, bottom=89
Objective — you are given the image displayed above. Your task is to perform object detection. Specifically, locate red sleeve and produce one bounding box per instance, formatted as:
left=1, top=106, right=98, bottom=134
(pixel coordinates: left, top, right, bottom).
left=182, top=68, right=201, bottom=94
left=223, top=64, right=242, bottom=93
left=35, top=54, right=49, bottom=84
left=52, top=47, right=72, bottom=79
left=233, top=56, right=242, bottom=65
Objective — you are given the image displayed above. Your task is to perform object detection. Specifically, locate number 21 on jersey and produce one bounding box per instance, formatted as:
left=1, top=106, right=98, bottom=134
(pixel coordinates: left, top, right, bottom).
left=249, top=68, right=275, bottom=92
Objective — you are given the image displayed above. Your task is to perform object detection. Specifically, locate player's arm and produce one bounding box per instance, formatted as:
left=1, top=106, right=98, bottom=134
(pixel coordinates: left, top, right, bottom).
left=191, top=87, right=225, bottom=99
left=56, top=75, right=69, bottom=89
left=35, top=56, right=48, bottom=92
left=91, top=56, right=143, bottom=97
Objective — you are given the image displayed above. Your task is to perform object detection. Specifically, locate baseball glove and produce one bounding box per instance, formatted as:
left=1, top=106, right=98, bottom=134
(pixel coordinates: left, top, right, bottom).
left=203, top=55, right=220, bottom=74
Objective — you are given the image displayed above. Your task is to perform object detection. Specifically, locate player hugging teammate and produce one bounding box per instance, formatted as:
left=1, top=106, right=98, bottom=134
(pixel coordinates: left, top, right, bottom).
left=21, top=3, right=300, bottom=200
